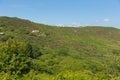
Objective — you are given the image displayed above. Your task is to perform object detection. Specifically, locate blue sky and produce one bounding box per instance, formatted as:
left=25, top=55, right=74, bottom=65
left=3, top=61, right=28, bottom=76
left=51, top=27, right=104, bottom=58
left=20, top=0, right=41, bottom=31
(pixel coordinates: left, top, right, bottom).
left=0, top=0, right=120, bottom=28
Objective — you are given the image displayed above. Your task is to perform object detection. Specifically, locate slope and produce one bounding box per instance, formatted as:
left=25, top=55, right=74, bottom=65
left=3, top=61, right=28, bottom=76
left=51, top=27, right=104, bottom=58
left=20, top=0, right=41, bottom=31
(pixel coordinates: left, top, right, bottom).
left=0, top=16, right=120, bottom=80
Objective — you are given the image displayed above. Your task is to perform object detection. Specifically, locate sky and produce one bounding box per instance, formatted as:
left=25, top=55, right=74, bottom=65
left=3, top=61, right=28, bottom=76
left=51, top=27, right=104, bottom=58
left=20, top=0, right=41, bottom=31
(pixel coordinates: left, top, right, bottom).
left=0, top=0, right=120, bottom=28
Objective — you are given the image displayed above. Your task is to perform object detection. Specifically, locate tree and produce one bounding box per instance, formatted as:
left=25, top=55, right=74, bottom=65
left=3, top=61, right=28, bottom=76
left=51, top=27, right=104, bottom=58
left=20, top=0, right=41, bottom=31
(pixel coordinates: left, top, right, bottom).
left=0, top=39, right=32, bottom=76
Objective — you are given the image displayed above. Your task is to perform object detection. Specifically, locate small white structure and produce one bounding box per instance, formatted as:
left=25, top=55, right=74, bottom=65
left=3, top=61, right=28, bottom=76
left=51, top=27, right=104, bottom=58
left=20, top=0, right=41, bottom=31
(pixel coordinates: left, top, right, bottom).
left=0, top=32, right=4, bottom=35
left=32, top=30, right=39, bottom=33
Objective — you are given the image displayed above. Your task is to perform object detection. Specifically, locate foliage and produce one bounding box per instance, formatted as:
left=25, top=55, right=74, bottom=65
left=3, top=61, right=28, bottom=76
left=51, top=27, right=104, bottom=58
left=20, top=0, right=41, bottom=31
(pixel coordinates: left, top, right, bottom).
left=0, top=39, right=32, bottom=75
left=0, top=17, right=120, bottom=79
left=52, top=71, right=110, bottom=80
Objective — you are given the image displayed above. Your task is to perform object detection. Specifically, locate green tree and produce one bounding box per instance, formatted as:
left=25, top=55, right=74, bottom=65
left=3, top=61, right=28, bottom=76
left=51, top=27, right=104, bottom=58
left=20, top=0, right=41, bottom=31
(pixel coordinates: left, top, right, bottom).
left=0, top=39, right=32, bottom=76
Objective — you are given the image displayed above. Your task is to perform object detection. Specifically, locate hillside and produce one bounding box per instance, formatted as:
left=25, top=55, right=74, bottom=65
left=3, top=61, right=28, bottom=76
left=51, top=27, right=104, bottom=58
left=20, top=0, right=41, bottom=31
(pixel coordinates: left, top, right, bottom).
left=0, top=16, right=120, bottom=80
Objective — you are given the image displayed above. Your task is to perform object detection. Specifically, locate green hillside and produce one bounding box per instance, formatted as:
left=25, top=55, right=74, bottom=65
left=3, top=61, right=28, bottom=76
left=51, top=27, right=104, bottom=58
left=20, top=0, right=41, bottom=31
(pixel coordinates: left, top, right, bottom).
left=0, top=16, right=120, bottom=80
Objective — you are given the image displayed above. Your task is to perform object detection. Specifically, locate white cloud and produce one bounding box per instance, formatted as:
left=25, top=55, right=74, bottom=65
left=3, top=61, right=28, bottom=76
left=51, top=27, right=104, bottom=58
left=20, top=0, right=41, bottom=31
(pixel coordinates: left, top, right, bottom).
left=40, top=21, right=82, bottom=27
left=55, top=24, right=64, bottom=27
left=95, top=20, right=99, bottom=22
left=69, top=22, right=82, bottom=27
left=104, top=18, right=110, bottom=22
left=53, top=23, right=82, bottom=27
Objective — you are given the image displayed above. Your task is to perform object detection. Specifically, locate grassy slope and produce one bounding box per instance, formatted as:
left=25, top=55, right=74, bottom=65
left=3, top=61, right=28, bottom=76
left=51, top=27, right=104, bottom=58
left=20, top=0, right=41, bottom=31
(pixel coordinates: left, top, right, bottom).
left=0, top=16, right=120, bottom=79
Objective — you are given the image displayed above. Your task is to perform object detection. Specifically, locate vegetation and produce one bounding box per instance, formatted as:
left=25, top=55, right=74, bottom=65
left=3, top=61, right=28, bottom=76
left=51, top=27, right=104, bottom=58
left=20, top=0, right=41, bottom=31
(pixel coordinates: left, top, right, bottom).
left=0, top=16, right=120, bottom=80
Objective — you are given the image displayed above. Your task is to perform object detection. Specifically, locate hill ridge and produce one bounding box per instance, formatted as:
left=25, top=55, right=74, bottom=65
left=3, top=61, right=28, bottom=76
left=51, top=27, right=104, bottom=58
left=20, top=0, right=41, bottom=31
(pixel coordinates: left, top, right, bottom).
left=0, top=16, right=120, bottom=79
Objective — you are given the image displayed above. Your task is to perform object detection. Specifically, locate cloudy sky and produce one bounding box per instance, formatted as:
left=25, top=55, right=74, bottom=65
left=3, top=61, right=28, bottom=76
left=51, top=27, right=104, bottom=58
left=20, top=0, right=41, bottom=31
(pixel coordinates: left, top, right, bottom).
left=0, top=0, right=120, bottom=28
